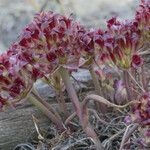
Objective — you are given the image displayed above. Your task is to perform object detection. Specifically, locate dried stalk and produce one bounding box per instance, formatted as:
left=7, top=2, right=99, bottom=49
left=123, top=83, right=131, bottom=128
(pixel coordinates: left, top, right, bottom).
left=119, top=123, right=139, bottom=150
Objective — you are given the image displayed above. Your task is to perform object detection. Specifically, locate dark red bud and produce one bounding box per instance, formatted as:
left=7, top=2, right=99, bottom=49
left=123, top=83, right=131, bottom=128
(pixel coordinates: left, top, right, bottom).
left=47, top=52, right=57, bottom=62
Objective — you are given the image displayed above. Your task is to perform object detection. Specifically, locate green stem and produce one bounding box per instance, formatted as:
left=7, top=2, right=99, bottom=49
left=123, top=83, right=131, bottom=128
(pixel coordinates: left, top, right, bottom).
left=89, top=66, right=102, bottom=95
left=31, top=89, right=62, bottom=120
left=42, top=73, right=69, bottom=118
left=28, top=95, right=65, bottom=131
left=56, top=89, right=69, bottom=119
left=89, top=66, right=107, bottom=112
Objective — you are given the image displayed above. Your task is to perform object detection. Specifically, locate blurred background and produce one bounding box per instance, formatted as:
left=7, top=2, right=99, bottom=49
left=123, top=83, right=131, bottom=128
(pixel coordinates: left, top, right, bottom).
left=0, top=0, right=139, bottom=53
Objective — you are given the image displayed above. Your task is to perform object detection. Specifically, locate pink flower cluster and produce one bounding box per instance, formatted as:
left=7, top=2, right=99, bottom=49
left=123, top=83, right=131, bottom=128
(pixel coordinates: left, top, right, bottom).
left=0, top=0, right=149, bottom=124
left=95, top=1, right=150, bottom=69
left=0, top=12, right=87, bottom=109
left=132, top=93, right=150, bottom=126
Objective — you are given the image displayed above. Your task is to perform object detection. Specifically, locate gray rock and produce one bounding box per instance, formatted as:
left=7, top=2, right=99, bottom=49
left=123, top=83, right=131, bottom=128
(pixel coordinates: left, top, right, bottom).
left=34, top=69, right=92, bottom=99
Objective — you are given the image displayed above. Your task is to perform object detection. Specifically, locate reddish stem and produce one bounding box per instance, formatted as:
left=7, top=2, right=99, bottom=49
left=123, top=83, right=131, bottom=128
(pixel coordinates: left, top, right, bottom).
left=123, top=70, right=132, bottom=101
left=55, top=89, right=69, bottom=119
left=59, top=67, right=103, bottom=150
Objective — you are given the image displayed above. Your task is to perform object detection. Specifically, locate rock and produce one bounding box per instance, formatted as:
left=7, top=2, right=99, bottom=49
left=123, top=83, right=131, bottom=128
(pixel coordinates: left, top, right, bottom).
left=72, top=69, right=92, bottom=82
left=34, top=81, right=56, bottom=99
left=0, top=104, right=49, bottom=150
left=0, top=103, right=72, bottom=150
left=35, top=69, right=92, bottom=100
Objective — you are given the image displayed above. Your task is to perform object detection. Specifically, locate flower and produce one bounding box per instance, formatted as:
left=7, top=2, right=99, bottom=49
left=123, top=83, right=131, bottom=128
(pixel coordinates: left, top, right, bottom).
left=95, top=16, right=143, bottom=69
left=131, top=93, right=150, bottom=125
left=135, top=0, right=150, bottom=43
left=124, top=115, right=132, bottom=124
left=131, top=54, right=143, bottom=69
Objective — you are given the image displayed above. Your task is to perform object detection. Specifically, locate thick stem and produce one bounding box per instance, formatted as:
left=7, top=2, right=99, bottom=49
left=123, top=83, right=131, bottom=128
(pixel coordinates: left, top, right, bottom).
left=141, top=65, right=147, bottom=91
left=89, top=66, right=102, bottom=95
left=123, top=70, right=132, bottom=101
left=28, top=95, right=65, bottom=131
left=59, top=67, right=82, bottom=116
left=59, top=67, right=103, bottom=150
left=89, top=66, right=107, bottom=112
left=131, top=68, right=138, bottom=98
left=56, top=89, right=69, bottom=119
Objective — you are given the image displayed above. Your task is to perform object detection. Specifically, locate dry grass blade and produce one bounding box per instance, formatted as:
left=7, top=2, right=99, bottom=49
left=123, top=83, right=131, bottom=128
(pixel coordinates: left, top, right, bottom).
left=32, top=115, right=45, bottom=141
left=13, top=143, right=35, bottom=150
left=102, top=129, right=125, bottom=149
left=51, top=137, right=95, bottom=150
left=64, top=108, right=107, bottom=126
left=119, top=123, right=139, bottom=150
left=65, top=112, right=77, bottom=125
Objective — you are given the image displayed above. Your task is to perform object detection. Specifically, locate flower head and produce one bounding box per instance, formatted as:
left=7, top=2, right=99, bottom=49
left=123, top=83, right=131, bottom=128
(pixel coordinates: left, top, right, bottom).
left=0, top=12, right=87, bottom=109
left=131, top=93, right=150, bottom=125
left=131, top=54, right=143, bottom=69
left=135, top=0, right=150, bottom=42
